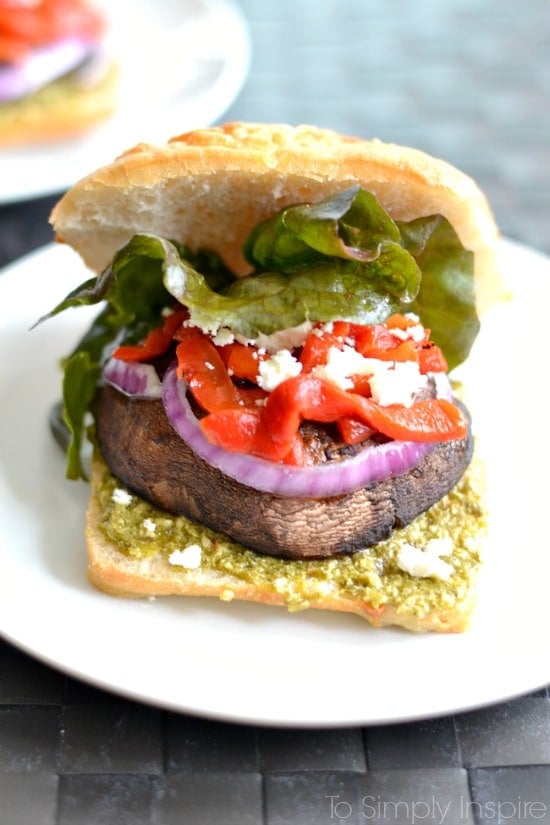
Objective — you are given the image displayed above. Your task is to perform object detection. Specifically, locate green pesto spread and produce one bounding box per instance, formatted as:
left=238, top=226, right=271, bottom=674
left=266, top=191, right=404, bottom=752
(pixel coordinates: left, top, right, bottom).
left=96, top=455, right=487, bottom=618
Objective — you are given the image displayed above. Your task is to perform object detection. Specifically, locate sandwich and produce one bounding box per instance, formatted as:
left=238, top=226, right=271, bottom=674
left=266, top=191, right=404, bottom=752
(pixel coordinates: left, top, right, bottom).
left=41, top=122, right=500, bottom=632
left=0, top=0, right=118, bottom=147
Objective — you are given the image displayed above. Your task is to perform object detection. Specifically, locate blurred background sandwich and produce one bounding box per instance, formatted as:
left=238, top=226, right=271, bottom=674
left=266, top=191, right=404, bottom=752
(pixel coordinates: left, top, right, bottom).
left=0, top=0, right=118, bottom=147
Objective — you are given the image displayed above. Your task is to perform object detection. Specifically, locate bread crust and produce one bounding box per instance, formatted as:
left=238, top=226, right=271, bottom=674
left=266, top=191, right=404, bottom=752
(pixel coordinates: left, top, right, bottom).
left=50, top=121, right=501, bottom=313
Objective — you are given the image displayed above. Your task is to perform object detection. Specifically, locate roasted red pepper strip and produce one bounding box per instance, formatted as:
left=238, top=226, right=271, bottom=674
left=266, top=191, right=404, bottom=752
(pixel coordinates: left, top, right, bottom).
left=337, top=417, right=377, bottom=445
left=0, top=33, right=28, bottom=63
left=200, top=407, right=263, bottom=450
left=352, top=322, right=420, bottom=363
left=360, top=397, right=466, bottom=442
left=201, top=375, right=467, bottom=462
left=360, top=339, right=419, bottom=362
left=299, top=328, right=347, bottom=372
left=353, top=323, right=398, bottom=354
left=113, top=309, right=187, bottom=362
left=347, top=374, right=372, bottom=396
left=280, top=433, right=315, bottom=466
left=0, top=0, right=105, bottom=62
left=175, top=331, right=243, bottom=414
left=218, top=342, right=267, bottom=383
left=385, top=313, right=421, bottom=331
left=198, top=407, right=308, bottom=466
left=113, top=307, right=460, bottom=465
left=418, top=343, right=448, bottom=373
left=175, top=328, right=268, bottom=412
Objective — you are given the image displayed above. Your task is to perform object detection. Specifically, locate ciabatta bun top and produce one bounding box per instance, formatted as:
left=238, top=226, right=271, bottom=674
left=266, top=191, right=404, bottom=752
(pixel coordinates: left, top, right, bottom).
left=51, top=121, right=501, bottom=313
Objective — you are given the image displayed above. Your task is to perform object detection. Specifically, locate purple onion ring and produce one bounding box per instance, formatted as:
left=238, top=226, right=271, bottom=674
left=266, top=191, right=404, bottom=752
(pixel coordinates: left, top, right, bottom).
left=103, top=357, right=162, bottom=399
left=161, top=364, right=437, bottom=498
left=0, top=37, right=94, bottom=103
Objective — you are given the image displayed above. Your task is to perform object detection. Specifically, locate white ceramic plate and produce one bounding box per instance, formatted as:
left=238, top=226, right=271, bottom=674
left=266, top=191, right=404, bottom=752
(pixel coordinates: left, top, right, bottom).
left=0, top=0, right=250, bottom=204
left=0, top=239, right=548, bottom=727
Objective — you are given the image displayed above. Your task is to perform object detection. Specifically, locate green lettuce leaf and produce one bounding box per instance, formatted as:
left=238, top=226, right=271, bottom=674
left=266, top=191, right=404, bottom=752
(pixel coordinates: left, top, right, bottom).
left=398, top=216, right=479, bottom=371
left=36, top=236, right=184, bottom=479
left=166, top=188, right=477, bottom=359
left=166, top=249, right=421, bottom=339
left=243, top=186, right=404, bottom=268
left=34, top=235, right=236, bottom=340
left=62, top=351, right=100, bottom=480
left=166, top=187, right=422, bottom=336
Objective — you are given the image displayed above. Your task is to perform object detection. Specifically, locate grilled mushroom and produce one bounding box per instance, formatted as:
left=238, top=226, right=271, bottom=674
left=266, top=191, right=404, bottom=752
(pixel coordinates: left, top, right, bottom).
left=94, top=385, right=473, bottom=560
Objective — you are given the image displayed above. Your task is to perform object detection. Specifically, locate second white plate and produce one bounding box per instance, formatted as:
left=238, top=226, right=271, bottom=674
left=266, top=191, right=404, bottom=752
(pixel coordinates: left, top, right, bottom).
left=0, top=0, right=250, bottom=204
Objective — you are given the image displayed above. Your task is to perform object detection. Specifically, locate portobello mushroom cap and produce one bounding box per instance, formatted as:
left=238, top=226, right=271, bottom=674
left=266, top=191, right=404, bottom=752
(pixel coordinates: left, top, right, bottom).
left=94, top=385, right=474, bottom=560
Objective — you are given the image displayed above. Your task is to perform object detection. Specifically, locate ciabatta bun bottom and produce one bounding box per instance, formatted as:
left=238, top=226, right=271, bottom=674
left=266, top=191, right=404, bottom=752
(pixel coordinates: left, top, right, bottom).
left=86, top=452, right=487, bottom=633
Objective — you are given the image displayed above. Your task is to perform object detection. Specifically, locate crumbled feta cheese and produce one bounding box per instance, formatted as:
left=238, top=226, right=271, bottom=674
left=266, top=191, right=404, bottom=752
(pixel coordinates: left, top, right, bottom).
left=311, top=345, right=427, bottom=406
left=112, top=488, right=132, bottom=506
left=257, top=349, right=303, bottom=391
left=312, top=580, right=334, bottom=598
left=312, top=345, right=374, bottom=390
left=253, top=321, right=312, bottom=353
left=212, top=327, right=235, bottom=347
left=143, top=518, right=156, bottom=536
left=396, top=538, right=454, bottom=581
left=184, top=315, right=221, bottom=336
left=274, top=576, right=289, bottom=593
left=254, top=335, right=428, bottom=406
left=431, top=371, right=452, bottom=399
left=369, top=360, right=428, bottom=407
left=390, top=323, right=426, bottom=343
left=168, top=544, right=202, bottom=569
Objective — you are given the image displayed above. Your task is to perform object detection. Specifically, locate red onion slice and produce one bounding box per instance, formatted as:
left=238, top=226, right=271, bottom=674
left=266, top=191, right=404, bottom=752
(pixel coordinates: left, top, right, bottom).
left=162, top=364, right=436, bottom=498
left=0, top=38, right=94, bottom=103
left=103, top=357, right=162, bottom=399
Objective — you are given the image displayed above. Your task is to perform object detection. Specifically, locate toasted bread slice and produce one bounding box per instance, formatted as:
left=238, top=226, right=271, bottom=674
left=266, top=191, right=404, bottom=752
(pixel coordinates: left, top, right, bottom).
left=87, top=452, right=487, bottom=633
